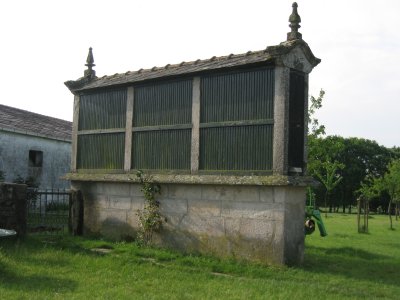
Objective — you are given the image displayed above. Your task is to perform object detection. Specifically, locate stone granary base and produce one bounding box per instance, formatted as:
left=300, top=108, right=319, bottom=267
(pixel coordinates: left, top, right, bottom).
left=71, top=174, right=308, bottom=265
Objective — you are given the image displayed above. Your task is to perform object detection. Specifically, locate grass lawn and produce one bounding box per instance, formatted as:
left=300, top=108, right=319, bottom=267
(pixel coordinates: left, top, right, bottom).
left=1, top=214, right=399, bottom=299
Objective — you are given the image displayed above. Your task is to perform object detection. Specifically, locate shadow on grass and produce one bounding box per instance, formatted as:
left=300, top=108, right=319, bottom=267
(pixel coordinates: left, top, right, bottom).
left=0, top=260, right=77, bottom=293
left=0, top=237, right=81, bottom=293
left=302, top=245, right=400, bottom=286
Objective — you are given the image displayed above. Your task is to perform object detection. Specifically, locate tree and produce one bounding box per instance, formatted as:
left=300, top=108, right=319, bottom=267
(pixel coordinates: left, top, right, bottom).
left=356, top=175, right=381, bottom=233
left=313, top=160, right=344, bottom=217
left=308, top=135, right=346, bottom=214
left=381, top=159, right=400, bottom=229
left=308, top=89, right=326, bottom=138
left=337, top=138, right=394, bottom=213
left=307, top=90, right=345, bottom=214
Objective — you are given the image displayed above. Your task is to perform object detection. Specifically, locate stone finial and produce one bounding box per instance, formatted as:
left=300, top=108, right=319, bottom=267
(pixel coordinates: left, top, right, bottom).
left=84, top=47, right=96, bottom=79
left=287, top=2, right=302, bottom=41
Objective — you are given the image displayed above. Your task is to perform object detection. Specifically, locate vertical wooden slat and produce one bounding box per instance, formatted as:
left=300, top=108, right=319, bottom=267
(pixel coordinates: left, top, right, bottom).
left=303, top=74, right=309, bottom=174
left=191, top=77, right=200, bottom=173
left=288, top=70, right=306, bottom=172
left=200, top=68, right=274, bottom=123
left=79, top=89, right=127, bottom=130
left=124, top=87, right=134, bottom=171
left=77, top=134, right=124, bottom=169
left=132, top=130, right=191, bottom=170
left=133, top=80, right=192, bottom=127
left=199, top=125, right=272, bottom=170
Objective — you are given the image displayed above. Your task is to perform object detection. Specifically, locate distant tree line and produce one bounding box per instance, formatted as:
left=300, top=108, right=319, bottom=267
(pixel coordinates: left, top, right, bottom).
left=307, top=90, right=400, bottom=219
left=308, top=135, right=399, bottom=213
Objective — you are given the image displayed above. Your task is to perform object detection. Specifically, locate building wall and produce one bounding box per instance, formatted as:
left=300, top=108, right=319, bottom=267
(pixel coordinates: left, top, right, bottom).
left=0, top=131, right=71, bottom=189
left=72, top=180, right=306, bottom=265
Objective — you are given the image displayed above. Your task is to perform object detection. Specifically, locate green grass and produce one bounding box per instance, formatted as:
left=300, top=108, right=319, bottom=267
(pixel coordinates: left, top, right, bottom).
left=1, top=214, right=399, bottom=299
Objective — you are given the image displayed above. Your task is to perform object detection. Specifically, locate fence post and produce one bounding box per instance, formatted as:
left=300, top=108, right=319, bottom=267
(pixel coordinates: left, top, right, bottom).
left=69, top=190, right=83, bottom=235
left=0, top=183, right=27, bottom=236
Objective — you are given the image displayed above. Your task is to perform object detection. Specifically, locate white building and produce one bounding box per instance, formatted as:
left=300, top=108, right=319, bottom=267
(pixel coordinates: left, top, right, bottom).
left=0, top=104, right=71, bottom=189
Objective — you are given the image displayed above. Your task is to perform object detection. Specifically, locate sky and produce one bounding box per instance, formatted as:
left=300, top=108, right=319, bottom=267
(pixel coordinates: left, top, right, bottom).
left=0, top=0, right=399, bottom=148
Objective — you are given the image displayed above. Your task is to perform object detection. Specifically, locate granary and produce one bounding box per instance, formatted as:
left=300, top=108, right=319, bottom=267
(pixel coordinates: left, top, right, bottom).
left=64, top=3, right=320, bottom=265
left=0, top=104, right=71, bottom=189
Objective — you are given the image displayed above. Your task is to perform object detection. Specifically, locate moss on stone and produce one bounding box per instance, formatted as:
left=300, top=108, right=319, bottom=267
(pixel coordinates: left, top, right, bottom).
left=64, top=172, right=314, bottom=187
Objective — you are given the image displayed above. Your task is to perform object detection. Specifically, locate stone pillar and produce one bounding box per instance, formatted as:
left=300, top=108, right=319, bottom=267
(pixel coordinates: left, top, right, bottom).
left=124, top=87, right=134, bottom=172
left=0, top=183, right=27, bottom=236
left=273, top=66, right=290, bottom=175
left=69, top=189, right=84, bottom=235
left=191, top=77, right=201, bottom=173
left=71, top=95, right=80, bottom=172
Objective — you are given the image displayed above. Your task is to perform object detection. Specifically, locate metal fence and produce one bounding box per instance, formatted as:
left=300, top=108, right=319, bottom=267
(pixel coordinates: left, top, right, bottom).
left=27, top=188, right=71, bottom=235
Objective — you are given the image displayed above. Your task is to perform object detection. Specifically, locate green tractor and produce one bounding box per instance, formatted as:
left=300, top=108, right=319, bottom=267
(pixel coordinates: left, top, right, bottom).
left=305, top=188, right=327, bottom=237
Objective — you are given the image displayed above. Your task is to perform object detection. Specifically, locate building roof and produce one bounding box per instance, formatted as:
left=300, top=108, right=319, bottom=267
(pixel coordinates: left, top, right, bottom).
left=0, top=104, right=72, bottom=141
left=65, top=39, right=320, bottom=93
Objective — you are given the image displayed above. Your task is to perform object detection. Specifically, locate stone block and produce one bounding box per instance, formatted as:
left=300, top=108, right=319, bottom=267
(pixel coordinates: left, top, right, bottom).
left=168, top=184, right=202, bottom=200
left=84, top=207, right=101, bottom=232
left=233, top=186, right=260, bottom=202
left=160, top=199, right=188, bottom=214
left=126, top=211, right=141, bottom=228
left=180, top=215, right=224, bottom=236
left=259, top=187, right=274, bottom=203
left=109, top=196, right=132, bottom=210
left=163, top=213, right=185, bottom=229
left=201, top=185, right=234, bottom=201
left=238, top=218, right=275, bottom=240
left=130, top=184, right=143, bottom=197
left=104, top=183, right=130, bottom=196
left=98, top=209, right=127, bottom=225
left=285, top=187, right=306, bottom=204
left=273, top=187, right=286, bottom=203
left=81, top=182, right=103, bottom=195
left=84, top=194, right=109, bottom=209
left=221, top=201, right=283, bottom=220
left=223, top=217, right=241, bottom=236
left=131, top=196, right=145, bottom=211
left=188, top=199, right=221, bottom=217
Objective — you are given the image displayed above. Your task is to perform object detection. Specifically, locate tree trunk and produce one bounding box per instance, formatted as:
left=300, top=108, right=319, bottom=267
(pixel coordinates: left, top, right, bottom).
left=324, top=191, right=329, bottom=218
left=357, top=199, right=361, bottom=233
left=341, top=189, right=346, bottom=213
left=388, top=200, right=393, bottom=230
left=396, top=202, right=399, bottom=221
left=366, top=201, right=369, bottom=232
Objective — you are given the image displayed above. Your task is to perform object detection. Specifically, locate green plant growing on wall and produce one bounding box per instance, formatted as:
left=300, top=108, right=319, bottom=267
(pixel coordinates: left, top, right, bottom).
left=136, top=170, right=163, bottom=246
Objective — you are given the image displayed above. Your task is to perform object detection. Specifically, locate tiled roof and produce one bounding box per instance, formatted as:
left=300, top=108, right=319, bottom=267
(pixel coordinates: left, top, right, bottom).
left=65, top=39, right=320, bottom=93
left=0, top=104, right=72, bottom=141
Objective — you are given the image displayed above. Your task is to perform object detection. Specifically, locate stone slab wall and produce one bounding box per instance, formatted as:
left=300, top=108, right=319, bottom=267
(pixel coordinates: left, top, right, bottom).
left=0, top=131, right=71, bottom=189
left=0, top=183, right=27, bottom=236
left=72, top=181, right=306, bottom=265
